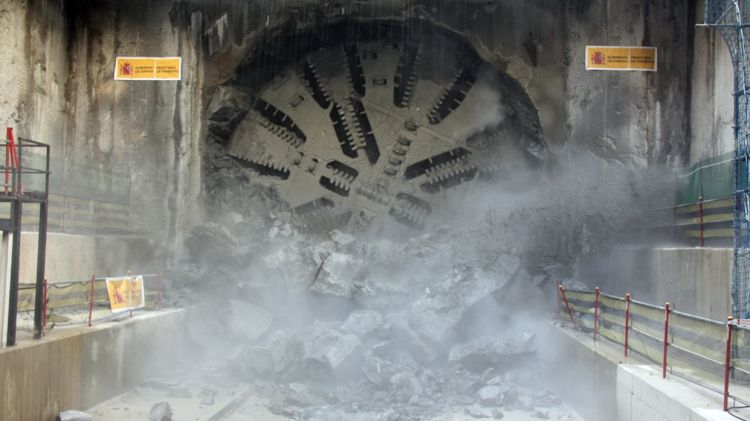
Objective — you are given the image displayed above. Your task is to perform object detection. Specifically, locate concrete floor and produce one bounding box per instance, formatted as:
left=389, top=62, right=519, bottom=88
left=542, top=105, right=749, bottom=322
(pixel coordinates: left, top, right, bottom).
left=88, top=382, right=584, bottom=421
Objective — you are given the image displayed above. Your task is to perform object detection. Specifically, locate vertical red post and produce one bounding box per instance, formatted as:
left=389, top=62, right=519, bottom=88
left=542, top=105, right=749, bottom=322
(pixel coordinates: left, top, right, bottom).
left=42, top=279, right=48, bottom=329
left=594, top=287, right=600, bottom=341
left=6, top=127, right=18, bottom=195
left=559, top=284, right=578, bottom=329
left=662, top=303, right=671, bottom=378
left=699, top=198, right=705, bottom=247
left=4, top=139, right=9, bottom=195
left=624, top=293, right=631, bottom=358
left=87, top=276, right=95, bottom=327
left=156, top=272, right=162, bottom=310
left=724, top=316, right=734, bottom=411
left=128, top=271, right=133, bottom=318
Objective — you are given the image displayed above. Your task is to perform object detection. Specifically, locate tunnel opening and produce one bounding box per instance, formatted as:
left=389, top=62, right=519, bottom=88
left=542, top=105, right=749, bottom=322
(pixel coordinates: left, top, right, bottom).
left=204, top=17, right=548, bottom=236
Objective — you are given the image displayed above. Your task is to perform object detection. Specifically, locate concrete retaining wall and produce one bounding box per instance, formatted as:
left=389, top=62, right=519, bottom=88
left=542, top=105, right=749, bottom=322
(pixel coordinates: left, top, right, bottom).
left=0, top=309, right=187, bottom=421
left=549, top=325, right=735, bottom=421
left=607, top=247, right=732, bottom=321
left=18, top=232, right=158, bottom=283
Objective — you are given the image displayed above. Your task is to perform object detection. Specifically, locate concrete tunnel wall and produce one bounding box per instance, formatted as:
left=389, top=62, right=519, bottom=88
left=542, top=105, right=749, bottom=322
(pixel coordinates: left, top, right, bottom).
left=0, top=0, right=743, bottom=419
left=0, top=0, right=736, bottom=293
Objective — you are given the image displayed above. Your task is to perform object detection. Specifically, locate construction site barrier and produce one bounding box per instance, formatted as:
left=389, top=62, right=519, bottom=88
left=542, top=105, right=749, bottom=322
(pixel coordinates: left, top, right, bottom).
left=557, top=284, right=750, bottom=413
left=16, top=273, right=163, bottom=330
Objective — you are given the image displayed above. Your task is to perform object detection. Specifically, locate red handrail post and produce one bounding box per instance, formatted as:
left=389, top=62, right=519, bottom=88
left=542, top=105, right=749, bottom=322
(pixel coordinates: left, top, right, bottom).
left=559, top=284, right=577, bottom=329
left=157, top=271, right=162, bottom=310
left=87, top=275, right=95, bottom=327
left=624, top=293, right=631, bottom=358
left=698, top=197, right=705, bottom=247
left=4, top=136, right=9, bottom=195
left=724, top=316, right=734, bottom=412
left=662, top=303, right=670, bottom=378
left=594, top=287, right=600, bottom=341
left=42, top=279, right=48, bottom=329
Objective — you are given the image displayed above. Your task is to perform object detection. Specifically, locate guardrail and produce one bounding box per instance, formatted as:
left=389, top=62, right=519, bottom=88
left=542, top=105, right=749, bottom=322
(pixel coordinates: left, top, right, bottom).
left=557, top=284, right=750, bottom=413
left=16, top=273, right=163, bottom=330
left=674, top=196, right=734, bottom=246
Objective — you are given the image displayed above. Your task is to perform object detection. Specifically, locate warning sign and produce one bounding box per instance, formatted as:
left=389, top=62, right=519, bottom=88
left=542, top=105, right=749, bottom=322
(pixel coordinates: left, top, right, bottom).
left=114, top=57, right=182, bottom=80
left=106, top=276, right=145, bottom=312
left=585, top=46, right=657, bottom=72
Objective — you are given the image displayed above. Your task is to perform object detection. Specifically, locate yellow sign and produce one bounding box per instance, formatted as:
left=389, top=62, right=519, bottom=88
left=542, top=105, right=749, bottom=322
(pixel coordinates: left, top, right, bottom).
left=586, top=46, right=657, bottom=72
left=106, top=276, right=145, bottom=312
left=114, top=57, right=182, bottom=80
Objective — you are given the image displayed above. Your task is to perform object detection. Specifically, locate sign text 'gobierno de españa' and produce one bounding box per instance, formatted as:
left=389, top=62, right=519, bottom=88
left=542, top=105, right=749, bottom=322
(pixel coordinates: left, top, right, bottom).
left=585, top=46, right=657, bottom=72
left=106, top=275, right=145, bottom=312
left=114, top=57, right=182, bottom=80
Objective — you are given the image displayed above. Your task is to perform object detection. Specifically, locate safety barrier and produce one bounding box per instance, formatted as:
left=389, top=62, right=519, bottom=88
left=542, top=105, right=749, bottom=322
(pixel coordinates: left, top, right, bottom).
left=675, top=152, right=737, bottom=245
left=16, top=273, right=163, bottom=330
left=557, top=284, right=750, bottom=413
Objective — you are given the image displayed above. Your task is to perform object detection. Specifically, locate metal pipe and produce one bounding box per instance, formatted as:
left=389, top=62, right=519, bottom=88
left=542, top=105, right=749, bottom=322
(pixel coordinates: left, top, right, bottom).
left=5, top=198, right=21, bottom=346
left=32, top=148, right=49, bottom=339
left=42, top=279, right=48, bottom=329
left=33, top=201, right=48, bottom=339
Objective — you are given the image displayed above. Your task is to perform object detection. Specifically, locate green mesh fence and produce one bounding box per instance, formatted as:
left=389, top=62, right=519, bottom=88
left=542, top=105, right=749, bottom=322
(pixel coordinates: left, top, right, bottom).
left=677, top=152, right=737, bottom=205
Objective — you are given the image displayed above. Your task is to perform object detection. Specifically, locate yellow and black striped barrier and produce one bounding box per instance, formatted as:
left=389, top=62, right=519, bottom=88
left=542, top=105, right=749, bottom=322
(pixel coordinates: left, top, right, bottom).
left=556, top=284, right=750, bottom=411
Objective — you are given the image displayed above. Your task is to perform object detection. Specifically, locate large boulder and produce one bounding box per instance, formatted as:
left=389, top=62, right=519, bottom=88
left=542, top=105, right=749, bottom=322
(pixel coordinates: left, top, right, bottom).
left=303, top=323, right=363, bottom=381
left=227, top=299, right=273, bottom=340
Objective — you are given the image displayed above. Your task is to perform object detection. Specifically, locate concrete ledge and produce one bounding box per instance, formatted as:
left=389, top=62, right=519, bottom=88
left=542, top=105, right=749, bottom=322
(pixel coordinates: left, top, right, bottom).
left=617, top=364, right=735, bottom=421
left=549, top=324, right=739, bottom=421
left=0, top=309, right=187, bottom=421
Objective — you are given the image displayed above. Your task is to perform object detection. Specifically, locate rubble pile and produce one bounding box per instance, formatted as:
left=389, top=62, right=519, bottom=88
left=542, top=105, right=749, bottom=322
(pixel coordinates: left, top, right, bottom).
left=170, top=216, right=578, bottom=420
left=160, top=152, right=673, bottom=419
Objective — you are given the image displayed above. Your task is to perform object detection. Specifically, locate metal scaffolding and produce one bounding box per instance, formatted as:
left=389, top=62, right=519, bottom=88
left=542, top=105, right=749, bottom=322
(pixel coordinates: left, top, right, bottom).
left=705, top=1, right=750, bottom=319
left=0, top=131, right=50, bottom=346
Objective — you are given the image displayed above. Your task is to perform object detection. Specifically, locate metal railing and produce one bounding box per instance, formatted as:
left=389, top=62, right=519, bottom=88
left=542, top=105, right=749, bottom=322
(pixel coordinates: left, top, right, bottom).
left=558, top=284, right=750, bottom=413
left=16, top=273, right=164, bottom=331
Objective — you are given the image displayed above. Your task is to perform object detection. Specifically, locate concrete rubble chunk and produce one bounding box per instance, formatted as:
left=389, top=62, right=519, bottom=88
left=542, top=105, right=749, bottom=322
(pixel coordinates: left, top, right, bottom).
left=149, top=402, right=173, bottom=421
left=270, top=242, right=318, bottom=291
left=303, top=323, right=362, bottom=380
left=389, top=371, right=424, bottom=401
left=200, top=388, right=216, bottom=405
left=465, top=403, right=494, bottom=418
left=361, top=355, right=390, bottom=386
left=478, top=384, right=506, bottom=405
left=267, top=330, right=305, bottom=377
left=234, top=345, right=275, bottom=378
left=308, top=251, right=365, bottom=297
left=206, top=86, right=252, bottom=144
left=285, top=383, right=326, bottom=407
left=342, top=310, right=383, bottom=337
left=227, top=299, right=273, bottom=340
left=409, top=293, right=463, bottom=344
left=448, top=334, right=535, bottom=372
left=329, top=229, right=357, bottom=246
left=57, top=410, right=93, bottom=421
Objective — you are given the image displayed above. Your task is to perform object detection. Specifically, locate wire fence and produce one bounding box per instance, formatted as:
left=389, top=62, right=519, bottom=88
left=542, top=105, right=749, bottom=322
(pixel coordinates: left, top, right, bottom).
left=558, top=285, right=750, bottom=414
